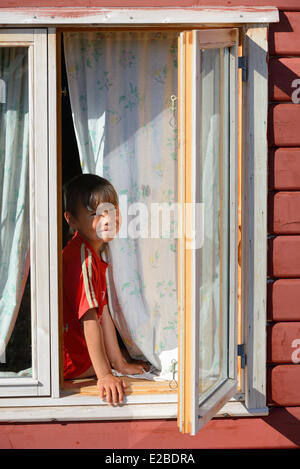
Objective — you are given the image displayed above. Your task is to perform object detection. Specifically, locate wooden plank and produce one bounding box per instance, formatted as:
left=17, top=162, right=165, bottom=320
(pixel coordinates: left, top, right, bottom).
left=269, top=58, right=300, bottom=102
left=0, top=6, right=279, bottom=25
left=268, top=365, right=300, bottom=406
left=269, top=148, right=300, bottom=190
left=0, top=0, right=286, bottom=7
left=0, top=0, right=289, bottom=10
left=269, top=11, right=300, bottom=56
left=268, top=279, right=300, bottom=321
left=63, top=377, right=177, bottom=396
left=267, top=322, right=300, bottom=363
left=268, top=104, right=300, bottom=147
left=268, top=191, right=300, bottom=234
left=195, top=28, right=236, bottom=48
left=64, top=377, right=243, bottom=397
left=268, top=236, right=300, bottom=277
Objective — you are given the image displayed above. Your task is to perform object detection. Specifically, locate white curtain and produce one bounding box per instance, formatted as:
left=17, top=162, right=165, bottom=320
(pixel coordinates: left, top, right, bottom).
left=0, top=48, right=30, bottom=365
left=64, top=31, right=179, bottom=374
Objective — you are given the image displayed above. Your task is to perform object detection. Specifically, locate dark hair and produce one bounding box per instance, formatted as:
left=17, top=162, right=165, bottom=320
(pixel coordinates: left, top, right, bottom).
left=63, top=173, right=118, bottom=216
left=63, top=173, right=119, bottom=252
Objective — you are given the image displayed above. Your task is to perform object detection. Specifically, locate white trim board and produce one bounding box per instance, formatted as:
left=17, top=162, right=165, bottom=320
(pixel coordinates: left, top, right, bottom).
left=0, top=401, right=268, bottom=423
left=242, top=25, right=269, bottom=410
left=0, top=7, right=279, bottom=26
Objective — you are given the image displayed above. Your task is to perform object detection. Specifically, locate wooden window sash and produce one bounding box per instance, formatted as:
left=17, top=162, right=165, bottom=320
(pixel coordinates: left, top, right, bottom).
left=177, top=28, right=239, bottom=435
left=0, top=29, right=51, bottom=397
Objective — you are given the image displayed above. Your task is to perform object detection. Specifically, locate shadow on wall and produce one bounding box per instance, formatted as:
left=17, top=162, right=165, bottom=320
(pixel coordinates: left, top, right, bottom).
left=268, top=11, right=300, bottom=147
left=262, top=407, right=300, bottom=448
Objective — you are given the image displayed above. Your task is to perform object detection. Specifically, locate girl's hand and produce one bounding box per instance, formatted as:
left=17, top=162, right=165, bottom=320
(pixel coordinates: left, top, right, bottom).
left=116, top=360, right=150, bottom=376
left=97, top=373, right=127, bottom=406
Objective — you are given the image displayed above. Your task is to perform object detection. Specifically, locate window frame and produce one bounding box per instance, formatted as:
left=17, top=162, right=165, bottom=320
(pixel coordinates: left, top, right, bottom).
left=0, top=7, right=279, bottom=426
left=178, top=28, right=239, bottom=435
left=241, top=25, right=270, bottom=412
left=0, top=29, right=51, bottom=398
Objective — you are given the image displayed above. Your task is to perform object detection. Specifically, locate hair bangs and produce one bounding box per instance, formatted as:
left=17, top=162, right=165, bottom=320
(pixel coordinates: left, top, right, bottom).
left=85, top=184, right=119, bottom=213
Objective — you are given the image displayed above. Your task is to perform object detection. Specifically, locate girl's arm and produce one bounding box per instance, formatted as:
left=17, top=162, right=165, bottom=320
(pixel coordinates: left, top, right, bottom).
left=80, top=308, right=126, bottom=405
left=101, top=305, right=149, bottom=375
left=100, top=304, right=127, bottom=370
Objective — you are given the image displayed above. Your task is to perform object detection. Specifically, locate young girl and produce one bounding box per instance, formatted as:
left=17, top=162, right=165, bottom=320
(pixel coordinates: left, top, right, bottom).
left=63, top=173, right=149, bottom=405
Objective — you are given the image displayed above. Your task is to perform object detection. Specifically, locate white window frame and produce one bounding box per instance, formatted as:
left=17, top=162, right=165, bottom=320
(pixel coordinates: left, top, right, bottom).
left=241, top=24, right=271, bottom=413
left=0, top=7, right=279, bottom=427
left=0, top=29, right=51, bottom=398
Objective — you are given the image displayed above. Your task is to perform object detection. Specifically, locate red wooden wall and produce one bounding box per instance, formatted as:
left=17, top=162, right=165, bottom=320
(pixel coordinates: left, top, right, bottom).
left=0, top=1, right=300, bottom=9
left=0, top=409, right=300, bottom=449
left=268, top=10, right=300, bottom=407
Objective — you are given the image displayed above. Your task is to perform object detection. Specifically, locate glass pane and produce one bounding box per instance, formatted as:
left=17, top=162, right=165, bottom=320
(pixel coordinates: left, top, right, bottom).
left=0, top=47, right=31, bottom=378
left=198, top=47, right=230, bottom=403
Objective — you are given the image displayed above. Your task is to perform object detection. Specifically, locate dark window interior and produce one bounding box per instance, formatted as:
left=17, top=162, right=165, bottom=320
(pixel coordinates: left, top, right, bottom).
left=61, top=37, right=82, bottom=249
left=0, top=274, right=31, bottom=374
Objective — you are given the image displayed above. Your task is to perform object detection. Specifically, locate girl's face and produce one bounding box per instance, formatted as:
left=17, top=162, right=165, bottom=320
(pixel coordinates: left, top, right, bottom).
left=95, top=201, right=121, bottom=242
left=65, top=201, right=121, bottom=247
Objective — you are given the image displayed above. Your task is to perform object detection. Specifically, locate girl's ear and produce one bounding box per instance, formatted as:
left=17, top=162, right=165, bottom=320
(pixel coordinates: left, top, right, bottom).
left=64, top=211, right=77, bottom=230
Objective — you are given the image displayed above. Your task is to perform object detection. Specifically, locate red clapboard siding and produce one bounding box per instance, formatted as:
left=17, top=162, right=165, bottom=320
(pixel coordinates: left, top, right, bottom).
left=269, top=58, right=300, bottom=102
left=267, top=322, right=300, bottom=363
left=268, top=192, right=300, bottom=234
left=268, top=236, right=300, bottom=277
left=269, top=148, right=300, bottom=190
left=269, top=11, right=300, bottom=56
left=268, top=279, right=300, bottom=321
left=268, top=104, right=300, bottom=147
left=268, top=365, right=300, bottom=406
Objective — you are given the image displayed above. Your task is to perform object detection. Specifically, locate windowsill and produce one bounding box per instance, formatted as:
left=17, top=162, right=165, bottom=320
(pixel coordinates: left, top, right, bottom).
left=62, top=376, right=177, bottom=397
left=0, top=381, right=268, bottom=421
left=0, top=398, right=269, bottom=423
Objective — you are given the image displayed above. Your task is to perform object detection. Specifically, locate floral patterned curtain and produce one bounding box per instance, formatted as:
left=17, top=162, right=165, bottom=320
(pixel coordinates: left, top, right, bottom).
left=64, top=31, right=178, bottom=375
left=0, top=48, right=30, bottom=372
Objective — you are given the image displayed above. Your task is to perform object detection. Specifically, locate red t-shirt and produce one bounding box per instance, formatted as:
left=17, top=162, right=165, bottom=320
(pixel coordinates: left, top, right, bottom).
left=63, top=231, right=109, bottom=380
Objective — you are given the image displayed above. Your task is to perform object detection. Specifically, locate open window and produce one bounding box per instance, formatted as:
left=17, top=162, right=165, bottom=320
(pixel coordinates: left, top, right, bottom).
left=0, top=7, right=276, bottom=435
left=57, top=28, right=239, bottom=434
left=58, top=29, right=181, bottom=398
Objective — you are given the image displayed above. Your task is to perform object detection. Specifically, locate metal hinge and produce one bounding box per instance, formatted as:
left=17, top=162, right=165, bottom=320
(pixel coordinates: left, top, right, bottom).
left=237, top=343, right=246, bottom=369
left=238, top=56, right=248, bottom=82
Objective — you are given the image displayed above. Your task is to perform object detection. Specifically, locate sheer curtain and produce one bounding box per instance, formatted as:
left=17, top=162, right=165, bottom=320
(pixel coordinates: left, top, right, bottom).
left=0, top=48, right=30, bottom=367
left=64, top=31, right=178, bottom=375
